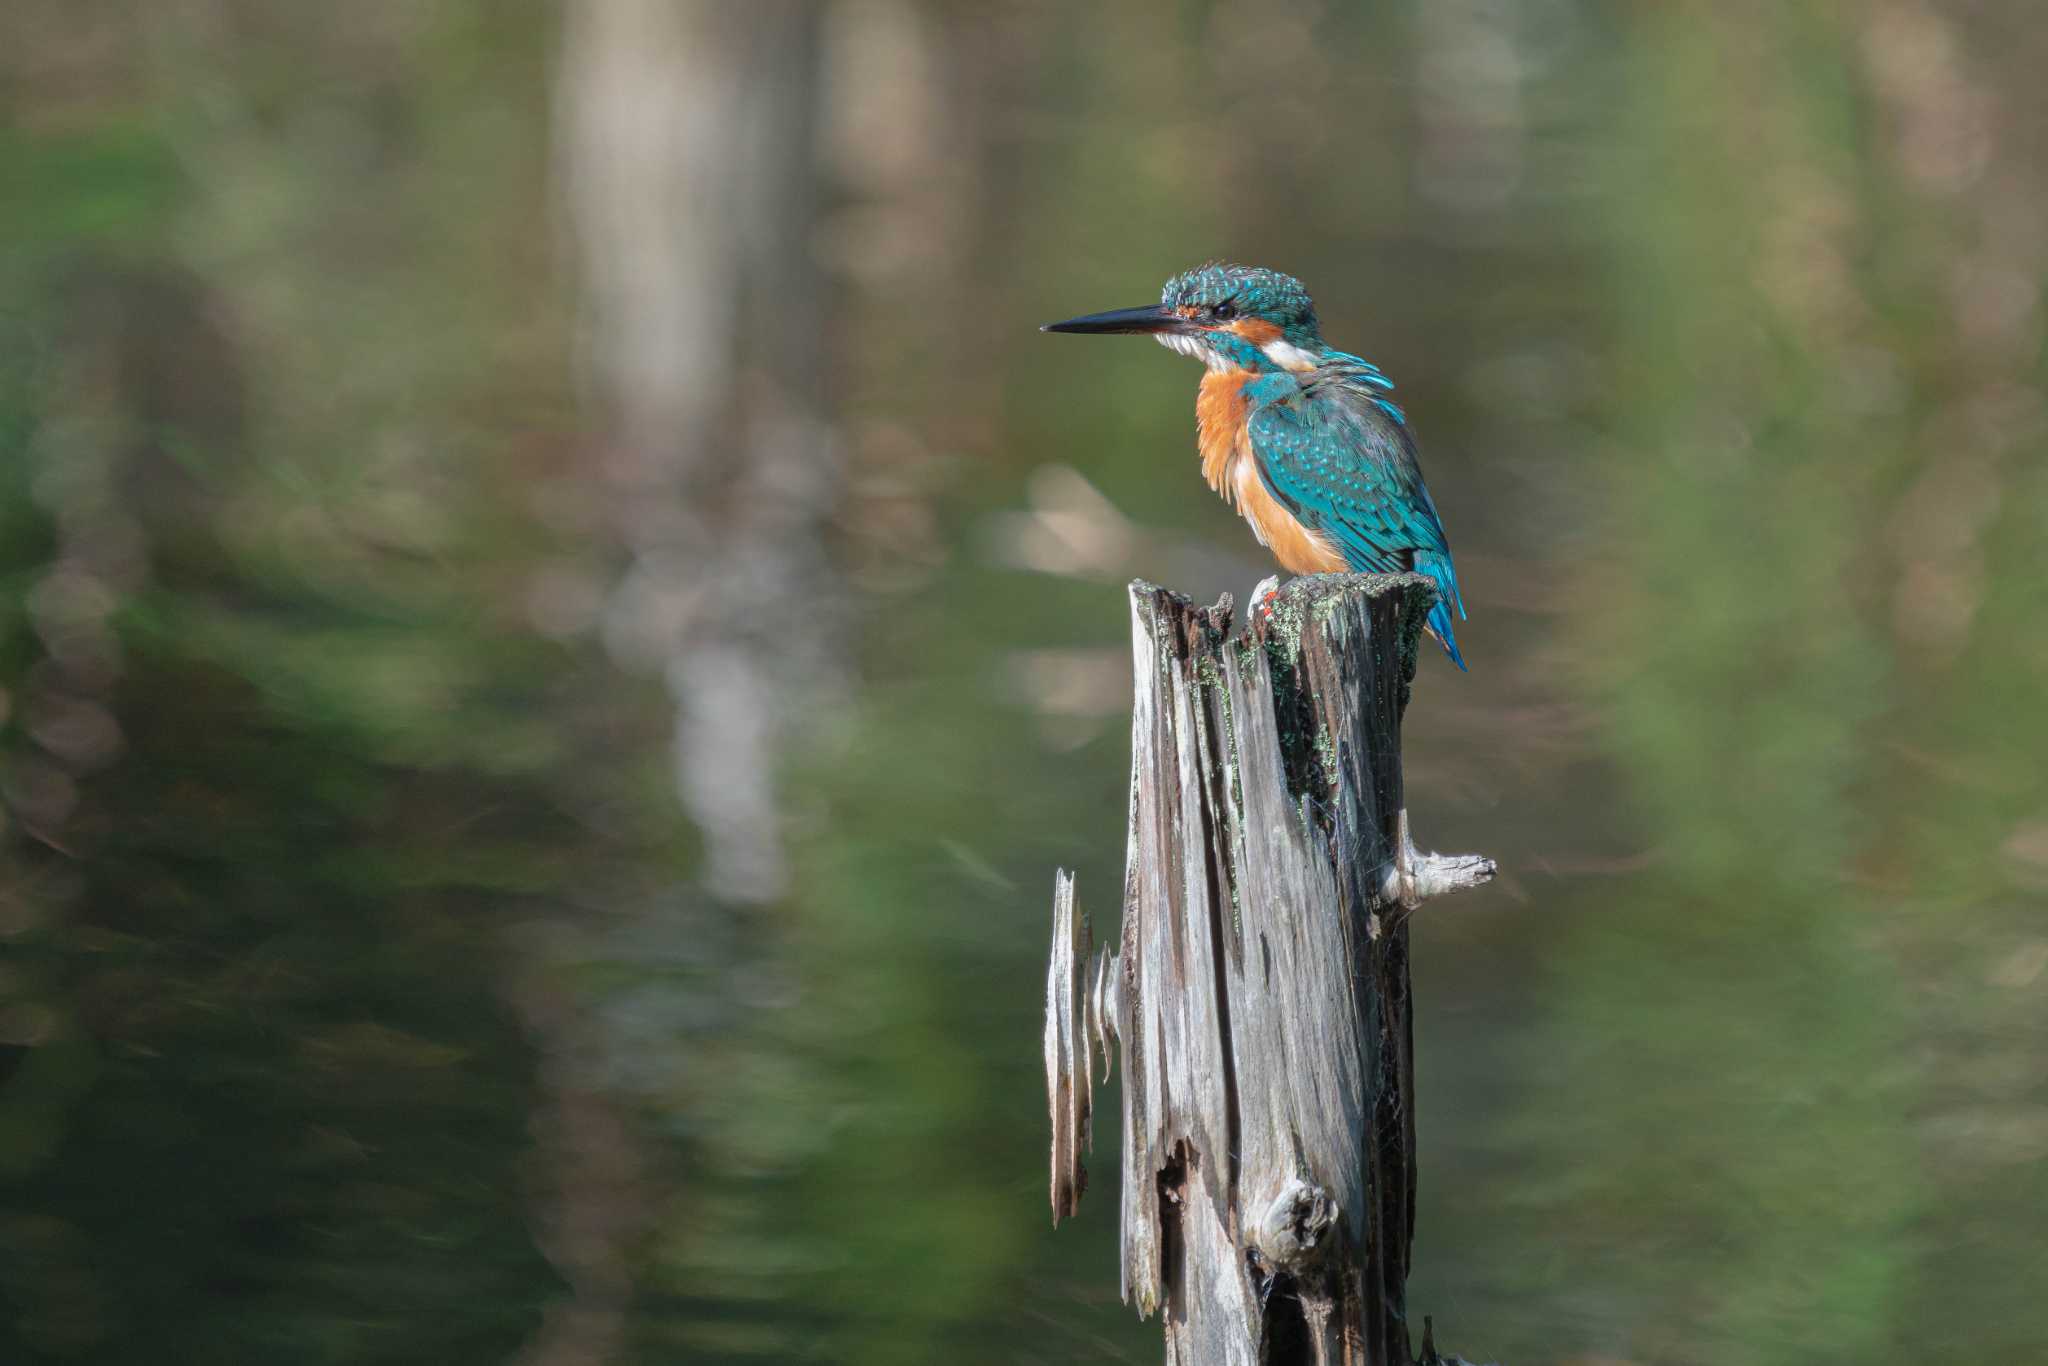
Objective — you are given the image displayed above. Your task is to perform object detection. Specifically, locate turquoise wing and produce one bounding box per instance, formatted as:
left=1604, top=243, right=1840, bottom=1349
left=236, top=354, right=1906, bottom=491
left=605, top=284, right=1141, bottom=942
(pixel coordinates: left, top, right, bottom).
left=1245, top=362, right=1468, bottom=667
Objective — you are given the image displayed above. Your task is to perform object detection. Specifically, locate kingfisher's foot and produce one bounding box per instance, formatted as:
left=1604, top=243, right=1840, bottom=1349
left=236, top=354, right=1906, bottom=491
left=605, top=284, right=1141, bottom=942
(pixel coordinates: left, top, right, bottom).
left=1248, top=575, right=1282, bottom=624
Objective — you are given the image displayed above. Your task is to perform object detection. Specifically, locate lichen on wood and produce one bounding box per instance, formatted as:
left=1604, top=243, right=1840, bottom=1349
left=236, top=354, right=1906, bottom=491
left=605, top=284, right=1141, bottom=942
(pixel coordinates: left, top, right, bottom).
left=1044, top=573, right=1494, bottom=1366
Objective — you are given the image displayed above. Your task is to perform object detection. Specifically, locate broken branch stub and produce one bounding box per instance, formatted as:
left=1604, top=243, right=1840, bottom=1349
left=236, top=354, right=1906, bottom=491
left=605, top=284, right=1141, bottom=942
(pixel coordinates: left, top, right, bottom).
left=1043, top=573, right=1494, bottom=1366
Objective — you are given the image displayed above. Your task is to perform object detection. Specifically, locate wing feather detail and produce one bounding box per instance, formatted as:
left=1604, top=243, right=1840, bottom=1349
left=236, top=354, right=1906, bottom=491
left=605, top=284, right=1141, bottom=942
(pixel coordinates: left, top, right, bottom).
left=1243, top=360, right=1466, bottom=622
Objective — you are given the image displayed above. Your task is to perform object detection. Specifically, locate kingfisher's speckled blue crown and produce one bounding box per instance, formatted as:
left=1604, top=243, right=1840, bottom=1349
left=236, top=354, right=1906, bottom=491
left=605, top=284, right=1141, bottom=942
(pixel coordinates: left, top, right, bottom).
left=1161, top=264, right=1322, bottom=348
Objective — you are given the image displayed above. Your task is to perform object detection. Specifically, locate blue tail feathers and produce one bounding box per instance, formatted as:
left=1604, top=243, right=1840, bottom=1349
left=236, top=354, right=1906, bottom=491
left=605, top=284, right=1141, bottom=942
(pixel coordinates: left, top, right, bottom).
left=1414, top=550, right=1467, bottom=672
left=1425, top=598, right=1467, bottom=671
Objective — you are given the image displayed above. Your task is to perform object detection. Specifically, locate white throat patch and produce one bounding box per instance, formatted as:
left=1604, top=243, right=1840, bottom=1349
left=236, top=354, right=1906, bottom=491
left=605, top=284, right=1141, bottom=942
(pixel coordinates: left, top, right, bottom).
left=1154, top=331, right=1232, bottom=371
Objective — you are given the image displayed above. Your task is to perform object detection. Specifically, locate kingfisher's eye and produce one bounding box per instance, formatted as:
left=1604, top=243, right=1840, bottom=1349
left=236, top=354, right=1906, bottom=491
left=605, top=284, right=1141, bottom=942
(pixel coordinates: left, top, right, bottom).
left=1212, top=301, right=1237, bottom=321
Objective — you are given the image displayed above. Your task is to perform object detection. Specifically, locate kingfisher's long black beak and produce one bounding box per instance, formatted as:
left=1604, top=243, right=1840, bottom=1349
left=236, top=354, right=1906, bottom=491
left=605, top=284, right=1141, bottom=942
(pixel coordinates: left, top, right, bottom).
left=1041, top=304, right=1190, bottom=336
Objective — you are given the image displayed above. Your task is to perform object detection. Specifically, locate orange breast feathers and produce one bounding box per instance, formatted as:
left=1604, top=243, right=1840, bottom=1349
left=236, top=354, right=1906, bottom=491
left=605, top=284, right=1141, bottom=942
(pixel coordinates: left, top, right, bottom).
left=1194, top=370, right=1348, bottom=575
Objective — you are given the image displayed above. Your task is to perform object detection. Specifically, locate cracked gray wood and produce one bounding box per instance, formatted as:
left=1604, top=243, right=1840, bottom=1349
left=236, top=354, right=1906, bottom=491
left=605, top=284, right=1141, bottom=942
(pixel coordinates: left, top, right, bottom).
left=1045, top=573, right=1494, bottom=1366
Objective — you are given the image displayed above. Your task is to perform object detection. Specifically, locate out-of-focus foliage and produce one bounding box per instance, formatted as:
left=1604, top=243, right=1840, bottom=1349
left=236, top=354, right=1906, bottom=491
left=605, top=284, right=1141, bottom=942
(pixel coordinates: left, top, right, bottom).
left=2, top=3, right=2045, bottom=1365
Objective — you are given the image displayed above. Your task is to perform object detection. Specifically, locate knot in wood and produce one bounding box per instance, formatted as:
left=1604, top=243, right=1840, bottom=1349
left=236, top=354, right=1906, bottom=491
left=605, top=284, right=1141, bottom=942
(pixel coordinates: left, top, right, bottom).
left=1252, top=1176, right=1338, bottom=1271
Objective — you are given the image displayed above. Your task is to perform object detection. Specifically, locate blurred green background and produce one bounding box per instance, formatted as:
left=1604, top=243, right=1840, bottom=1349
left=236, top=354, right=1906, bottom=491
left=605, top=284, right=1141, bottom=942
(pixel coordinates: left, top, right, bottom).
left=2, top=2, right=2044, bottom=1363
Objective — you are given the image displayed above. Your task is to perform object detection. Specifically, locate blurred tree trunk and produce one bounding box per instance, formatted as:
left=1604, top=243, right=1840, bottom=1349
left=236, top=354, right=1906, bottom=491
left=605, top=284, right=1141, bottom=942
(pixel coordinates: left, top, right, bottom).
left=559, top=0, right=841, bottom=908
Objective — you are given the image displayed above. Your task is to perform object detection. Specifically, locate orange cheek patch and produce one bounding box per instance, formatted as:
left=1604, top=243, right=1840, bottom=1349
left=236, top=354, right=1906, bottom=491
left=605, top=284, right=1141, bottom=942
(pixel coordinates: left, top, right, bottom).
left=1227, top=318, right=1285, bottom=345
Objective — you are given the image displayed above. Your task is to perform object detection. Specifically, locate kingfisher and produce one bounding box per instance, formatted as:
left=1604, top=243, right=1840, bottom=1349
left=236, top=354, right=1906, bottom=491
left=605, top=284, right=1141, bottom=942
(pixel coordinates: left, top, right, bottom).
left=1042, top=263, right=1468, bottom=669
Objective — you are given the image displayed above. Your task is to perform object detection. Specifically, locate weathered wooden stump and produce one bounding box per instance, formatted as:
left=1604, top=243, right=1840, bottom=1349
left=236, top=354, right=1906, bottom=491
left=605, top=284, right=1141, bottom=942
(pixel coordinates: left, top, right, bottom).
left=1045, top=574, right=1493, bottom=1366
